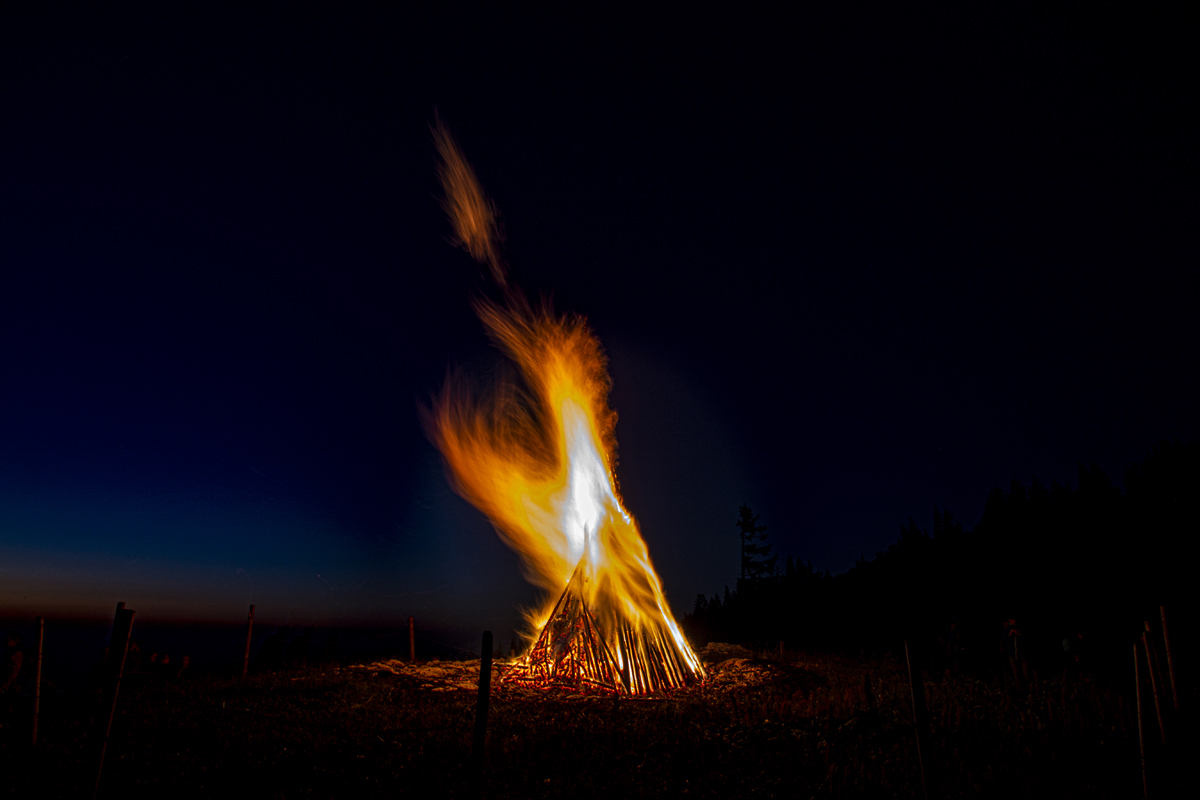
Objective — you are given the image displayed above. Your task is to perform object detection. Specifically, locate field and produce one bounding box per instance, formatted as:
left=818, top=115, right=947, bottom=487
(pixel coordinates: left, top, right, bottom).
left=5, top=647, right=1153, bottom=798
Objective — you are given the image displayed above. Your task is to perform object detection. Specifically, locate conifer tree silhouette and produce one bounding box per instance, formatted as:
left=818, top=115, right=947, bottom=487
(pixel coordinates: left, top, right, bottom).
left=737, top=504, right=777, bottom=583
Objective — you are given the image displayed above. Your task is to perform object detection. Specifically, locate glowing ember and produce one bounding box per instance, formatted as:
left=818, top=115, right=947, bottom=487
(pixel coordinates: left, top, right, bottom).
left=425, top=123, right=704, bottom=694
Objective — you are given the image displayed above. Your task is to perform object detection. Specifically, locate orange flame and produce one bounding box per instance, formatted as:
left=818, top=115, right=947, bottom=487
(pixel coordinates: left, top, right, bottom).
left=432, top=120, right=505, bottom=286
left=426, top=124, right=703, bottom=692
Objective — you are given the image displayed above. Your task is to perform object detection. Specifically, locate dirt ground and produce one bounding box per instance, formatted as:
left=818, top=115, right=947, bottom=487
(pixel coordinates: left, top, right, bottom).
left=2, top=646, right=1157, bottom=798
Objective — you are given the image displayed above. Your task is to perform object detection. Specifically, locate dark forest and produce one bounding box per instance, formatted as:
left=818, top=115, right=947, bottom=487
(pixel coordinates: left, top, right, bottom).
left=685, top=439, right=1197, bottom=682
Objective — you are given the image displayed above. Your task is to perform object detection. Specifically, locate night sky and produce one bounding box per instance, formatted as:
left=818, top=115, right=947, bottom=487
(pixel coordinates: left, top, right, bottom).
left=2, top=5, right=1195, bottom=645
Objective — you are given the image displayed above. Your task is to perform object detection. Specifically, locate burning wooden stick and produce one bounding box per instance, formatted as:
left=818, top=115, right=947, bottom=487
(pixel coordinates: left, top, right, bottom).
left=502, top=562, right=702, bottom=695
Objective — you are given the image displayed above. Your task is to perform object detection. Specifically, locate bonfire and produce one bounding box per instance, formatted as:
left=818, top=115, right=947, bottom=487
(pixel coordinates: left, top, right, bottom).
left=425, top=123, right=704, bottom=695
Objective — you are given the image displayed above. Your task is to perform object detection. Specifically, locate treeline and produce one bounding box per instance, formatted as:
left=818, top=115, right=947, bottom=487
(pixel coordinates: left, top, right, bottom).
left=683, top=440, right=1197, bottom=679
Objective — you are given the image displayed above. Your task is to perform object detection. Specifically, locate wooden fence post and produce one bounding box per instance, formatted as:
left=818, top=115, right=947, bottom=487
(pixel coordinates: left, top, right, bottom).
left=1160, top=605, right=1180, bottom=711
left=470, top=631, right=493, bottom=799
left=242, top=605, right=255, bottom=677
left=904, top=640, right=932, bottom=800
left=31, top=616, right=44, bottom=747
left=92, top=604, right=135, bottom=799
left=1142, top=625, right=1166, bottom=745
left=1134, top=642, right=1148, bottom=800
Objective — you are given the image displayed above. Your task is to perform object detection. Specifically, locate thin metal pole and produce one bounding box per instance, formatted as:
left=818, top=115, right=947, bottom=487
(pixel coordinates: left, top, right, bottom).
left=93, top=605, right=135, bottom=800
left=470, top=631, right=493, bottom=799
left=408, top=616, right=415, bottom=662
left=1134, top=643, right=1148, bottom=800
left=242, top=605, right=255, bottom=677
left=1161, top=605, right=1180, bottom=711
left=1143, top=626, right=1166, bottom=745
left=31, top=616, right=44, bottom=747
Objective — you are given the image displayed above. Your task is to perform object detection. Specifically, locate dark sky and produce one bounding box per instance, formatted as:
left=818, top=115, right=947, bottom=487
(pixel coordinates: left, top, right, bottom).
left=2, top=4, right=1195, bottom=644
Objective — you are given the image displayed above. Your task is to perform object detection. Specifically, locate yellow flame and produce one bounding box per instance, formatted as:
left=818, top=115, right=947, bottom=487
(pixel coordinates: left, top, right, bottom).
left=426, top=125, right=701, bottom=684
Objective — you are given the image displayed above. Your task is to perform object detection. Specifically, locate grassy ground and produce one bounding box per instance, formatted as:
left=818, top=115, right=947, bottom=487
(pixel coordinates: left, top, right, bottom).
left=3, top=650, right=1155, bottom=798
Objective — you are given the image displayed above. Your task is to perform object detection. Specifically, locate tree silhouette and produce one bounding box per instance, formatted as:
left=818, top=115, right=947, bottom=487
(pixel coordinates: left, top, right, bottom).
left=737, top=504, right=777, bottom=583
left=682, top=442, right=1198, bottom=673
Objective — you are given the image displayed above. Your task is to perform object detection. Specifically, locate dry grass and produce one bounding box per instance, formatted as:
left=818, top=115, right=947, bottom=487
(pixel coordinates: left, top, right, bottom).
left=5, top=650, right=1144, bottom=798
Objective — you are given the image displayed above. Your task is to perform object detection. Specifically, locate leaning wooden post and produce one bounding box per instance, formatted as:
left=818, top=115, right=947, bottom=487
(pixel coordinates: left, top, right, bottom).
left=93, top=604, right=135, bottom=800
left=242, top=604, right=255, bottom=677
left=31, top=616, right=44, bottom=747
left=1134, top=642, right=1148, bottom=800
left=904, top=640, right=931, bottom=800
left=1142, top=625, right=1166, bottom=745
left=1161, top=605, right=1180, bottom=711
left=408, top=616, right=415, bottom=662
left=470, top=630, right=494, bottom=799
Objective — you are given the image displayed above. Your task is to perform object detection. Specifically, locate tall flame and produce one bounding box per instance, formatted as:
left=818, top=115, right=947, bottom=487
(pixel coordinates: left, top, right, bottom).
left=426, top=123, right=703, bottom=691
